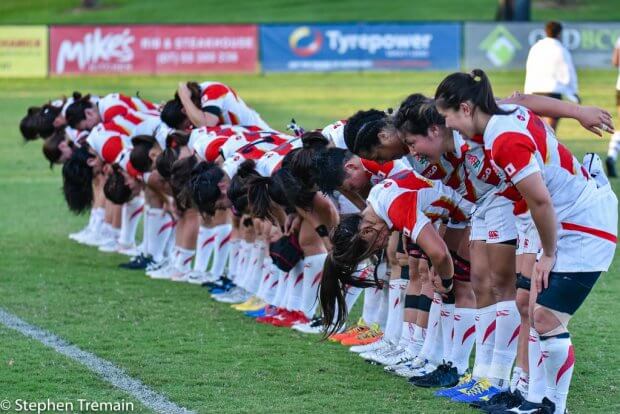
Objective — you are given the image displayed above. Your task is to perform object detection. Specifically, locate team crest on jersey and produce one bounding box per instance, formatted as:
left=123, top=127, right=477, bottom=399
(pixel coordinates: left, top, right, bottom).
left=383, top=181, right=393, bottom=188
left=465, top=153, right=481, bottom=168
left=517, top=114, right=525, bottom=121
left=504, top=163, right=517, bottom=176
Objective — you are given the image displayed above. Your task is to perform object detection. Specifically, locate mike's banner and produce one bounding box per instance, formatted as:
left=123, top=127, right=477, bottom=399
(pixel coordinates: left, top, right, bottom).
left=0, top=26, right=48, bottom=78
left=260, top=23, right=460, bottom=72
left=465, top=22, right=620, bottom=69
left=50, top=25, right=258, bottom=75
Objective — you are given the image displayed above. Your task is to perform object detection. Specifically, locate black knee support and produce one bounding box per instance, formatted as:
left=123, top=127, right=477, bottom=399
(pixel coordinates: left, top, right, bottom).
left=405, top=294, right=419, bottom=309
left=417, top=294, right=433, bottom=312
left=400, top=265, right=410, bottom=280
left=516, top=272, right=531, bottom=291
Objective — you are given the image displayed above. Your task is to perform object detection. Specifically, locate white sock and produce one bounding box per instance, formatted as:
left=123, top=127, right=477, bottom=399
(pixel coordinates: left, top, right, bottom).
left=410, top=324, right=426, bottom=357
left=490, top=300, right=521, bottom=388
left=91, top=207, right=105, bottom=233
left=400, top=321, right=414, bottom=348
left=539, top=334, right=574, bottom=414
left=194, top=226, right=216, bottom=272
left=345, top=286, right=363, bottom=313
left=145, top=208, right=174, bottom=262
left=419, top=294, right=443, bottom=365
left=362, top=286, right=383, bottom=325
left=510, top=366, right=523, bottom=393
left=608, top=131, right=620, bottom=159
left=174, top=247, right=195, bottom=273
left=383, top=278, right=407, bottom=343
left=451, top=307, right=477, bottom=375
left=247, top=242, right=267, bottom=294
left=299, top=253, right=326, bottom=318
left=527, top=328, right=547, bottom=403
left=373, top=262, right=391, bottom=330
left=210, top=224, right=232, bottom=279
left=227, top=239, right=240, bottom=280
left=473, top=303, right=497, bottom=380
left=441, top=302, right=455, bottom=362
left=272, top=267, right=289, bottom=308
left=235, top=240, right=252, bottom=285
left=258, top=257, right=277, bottom=303
left=118, top=197, right=144, bottom=246
left=285, top=260, right=305, bottom=311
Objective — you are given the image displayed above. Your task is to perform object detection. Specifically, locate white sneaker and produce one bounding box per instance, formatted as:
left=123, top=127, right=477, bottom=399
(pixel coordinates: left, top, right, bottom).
left=362, top=343, right=397, bottom=363
left=149, top=265, right=177, bottom=280
left=98, top=239, right=120, bottom=253
left=69, top=225, right=90, bottom=241
left=350, top=337, right=388, bottom=354
left=292, top=318, right=323, bottom=334
left=375, top=347, right=409, bottom=366
left=81, top=232, right=108, bottom=247
left=146, top=258, right=169, bottom=275
left=214, top=289, right=249, bottom=303
left=170, top=270, right=191, bottom=282
left=116, top=243, right=140, bottom=257
left=405, top=360, right=437, bottom=379
left=384, top=349, right=416, bottom=372
left=186, top=271, right=211, bottom=285
left=393, top=357, right=427, bottom=377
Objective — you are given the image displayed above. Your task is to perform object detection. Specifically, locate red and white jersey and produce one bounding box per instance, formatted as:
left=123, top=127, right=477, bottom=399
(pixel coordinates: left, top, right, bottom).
left=360, top=158, right=412, bottom=185
left=51, top=95, right=100, bottom=118
left=409, top=153, right=463, bottom=193
left=482, top=104, right=591, bottom=217
left=86, top=124, right=132, bottom=164
left=101, top=110, right=159, bottom=138
left=321, top=120, right=348, bottom=149
left=189, top=126, right=292, bottom=163
left=97, top=93, right=159, bottom=123
left=367, top=171, right=473, bottom=243
left=221, top=137, right=295, bottom=178
left=198, top=82, right=271, bottom=130
left=65, top=127, right=89, bottom=147
left=255, top=138, right=303, bottom=177
left=451, top=131, right=507, bottom=203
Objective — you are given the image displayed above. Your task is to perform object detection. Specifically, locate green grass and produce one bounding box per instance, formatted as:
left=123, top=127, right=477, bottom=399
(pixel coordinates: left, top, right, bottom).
left=1, top=0, right=620, bottom=24
left=1, top=71, right=619, bottom=413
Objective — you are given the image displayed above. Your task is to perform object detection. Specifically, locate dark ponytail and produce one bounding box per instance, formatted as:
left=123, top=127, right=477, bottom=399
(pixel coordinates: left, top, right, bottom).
left=394, top=93, right=445, bottom=135
left=189, top=161, right=225, bottom=216
left=65, top=92, right=94, bottom=129
left=170, top=156, right=198, bottom=212
left=161, top=82, right=202, bottom=128
left=129, top=139, right=154, bottom=173
left=186, top=81, right=203, bottom=108
left=434, top=69, right=512, bottom=116
left=319, top=214, right=382, bottom=336
left=42, top=127, right=70, bottom=167
left=343, top=109, right=390, bottom=156
left=227, top=160, right=259, bottom=215
left=62, top=146, right=94, bottom=214
left=104, top=164, right=132, bottom=205
left=314, top=148, right=353, bottom=195
left=20, top=104, right=62, bottom=141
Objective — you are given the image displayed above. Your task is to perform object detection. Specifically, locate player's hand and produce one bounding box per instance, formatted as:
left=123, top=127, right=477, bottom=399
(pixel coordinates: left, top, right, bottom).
left=430, top=269, right=452, bottom=294
left=177, top=82, right=191, bottom=100
left=576, top=105, right=614, bottom=137
left=534, top=252, right=556, bottom=293
left=284, top=213, right=301, bottom=235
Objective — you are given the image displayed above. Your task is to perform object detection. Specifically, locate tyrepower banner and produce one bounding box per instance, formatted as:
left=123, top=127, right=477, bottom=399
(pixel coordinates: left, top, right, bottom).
left=0, top=26, right=48, bottom=78
left=465, top=22, right=620, bottom=69
left=260, top=23, right=460, bottom=72
left=50, top=25, right=258, bottom=75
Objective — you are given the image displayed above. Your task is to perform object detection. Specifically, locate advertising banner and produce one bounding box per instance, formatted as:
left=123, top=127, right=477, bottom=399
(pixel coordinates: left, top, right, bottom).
left=464, top=22, right=620, bottom=69
left=260, top=23, right=460, bottom=72
left=0, top=26, right=47, bottom=78
left=50, top=25, right=258, bottom=75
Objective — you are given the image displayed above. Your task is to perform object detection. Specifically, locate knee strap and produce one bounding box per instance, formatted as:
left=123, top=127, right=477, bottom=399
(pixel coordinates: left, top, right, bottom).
left=417, top=295, right=433, bottom=312
left=405, top=294, right=419, bottom=309
left=400, top=265, right=410, bottom=280
left=516, top=272, right=531, bottom=291
left=451, top=250, right=471, bottom=282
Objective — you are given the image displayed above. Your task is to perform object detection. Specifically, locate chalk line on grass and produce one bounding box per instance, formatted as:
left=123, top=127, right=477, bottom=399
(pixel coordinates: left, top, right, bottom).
left=0, top=307, right=194, bottom=414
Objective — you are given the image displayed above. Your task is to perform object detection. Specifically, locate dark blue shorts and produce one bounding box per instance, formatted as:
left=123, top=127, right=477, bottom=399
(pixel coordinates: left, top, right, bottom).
left=536, top=271, right=601, bottom=315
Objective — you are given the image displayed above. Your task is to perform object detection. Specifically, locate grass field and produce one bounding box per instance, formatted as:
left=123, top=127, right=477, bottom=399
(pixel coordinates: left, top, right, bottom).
left=0, top=70, right=619, bottom=413
left=2, top=0, right=620, bottom=24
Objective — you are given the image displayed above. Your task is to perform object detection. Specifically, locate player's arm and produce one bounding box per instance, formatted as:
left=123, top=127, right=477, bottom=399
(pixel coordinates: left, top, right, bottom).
left=500, top=92, right=614, bottom=136
left=177, top=82, right=220, bottom=128
left=415, top=223, right=454, bottom=292
left=612, top=45, right=620, bottom=68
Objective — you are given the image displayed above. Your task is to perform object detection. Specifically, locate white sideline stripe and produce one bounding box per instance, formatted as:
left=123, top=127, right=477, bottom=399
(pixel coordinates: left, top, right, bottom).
left=0, top=308, right=194, bottom=414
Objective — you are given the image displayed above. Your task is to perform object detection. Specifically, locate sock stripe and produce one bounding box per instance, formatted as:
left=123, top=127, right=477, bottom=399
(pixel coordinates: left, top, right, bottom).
left=482, top=320, right=496, bottom=344
left=201, top=235, right=216, bottom=249
left=462, top=325, right=476, bottom=344
left=130, top=206, right=144, bottom=221
left=556, top=345, right=575, bottom=384
left=219, top=233, right=232, bottom=248
left=507, top=325, right=521, bottom=346
left=311, top=272, right=322, bottom=287
left=158, top=221, right=175, bottom=235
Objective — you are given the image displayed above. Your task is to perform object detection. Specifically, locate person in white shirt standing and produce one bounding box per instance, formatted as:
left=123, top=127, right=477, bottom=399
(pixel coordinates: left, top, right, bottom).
left=605, top=37, right=620, bottom=178
left=524, top=21, right=579, bottom=131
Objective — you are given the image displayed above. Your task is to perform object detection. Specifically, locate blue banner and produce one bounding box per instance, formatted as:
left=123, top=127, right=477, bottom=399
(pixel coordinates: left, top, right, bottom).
left=260, top=23, right=461, bottom=72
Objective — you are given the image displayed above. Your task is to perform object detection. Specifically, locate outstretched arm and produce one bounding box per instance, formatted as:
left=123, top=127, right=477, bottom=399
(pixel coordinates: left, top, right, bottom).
left=500, top=92, right=614, bottom=136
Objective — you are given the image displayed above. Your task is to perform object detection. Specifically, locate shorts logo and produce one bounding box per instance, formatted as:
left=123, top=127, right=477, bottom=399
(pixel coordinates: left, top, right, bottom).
left=488, top=230, right=499, bottom=240
left=504, top=163, right=517, bottom=176
left=403, top=227, right=411, bottom=238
